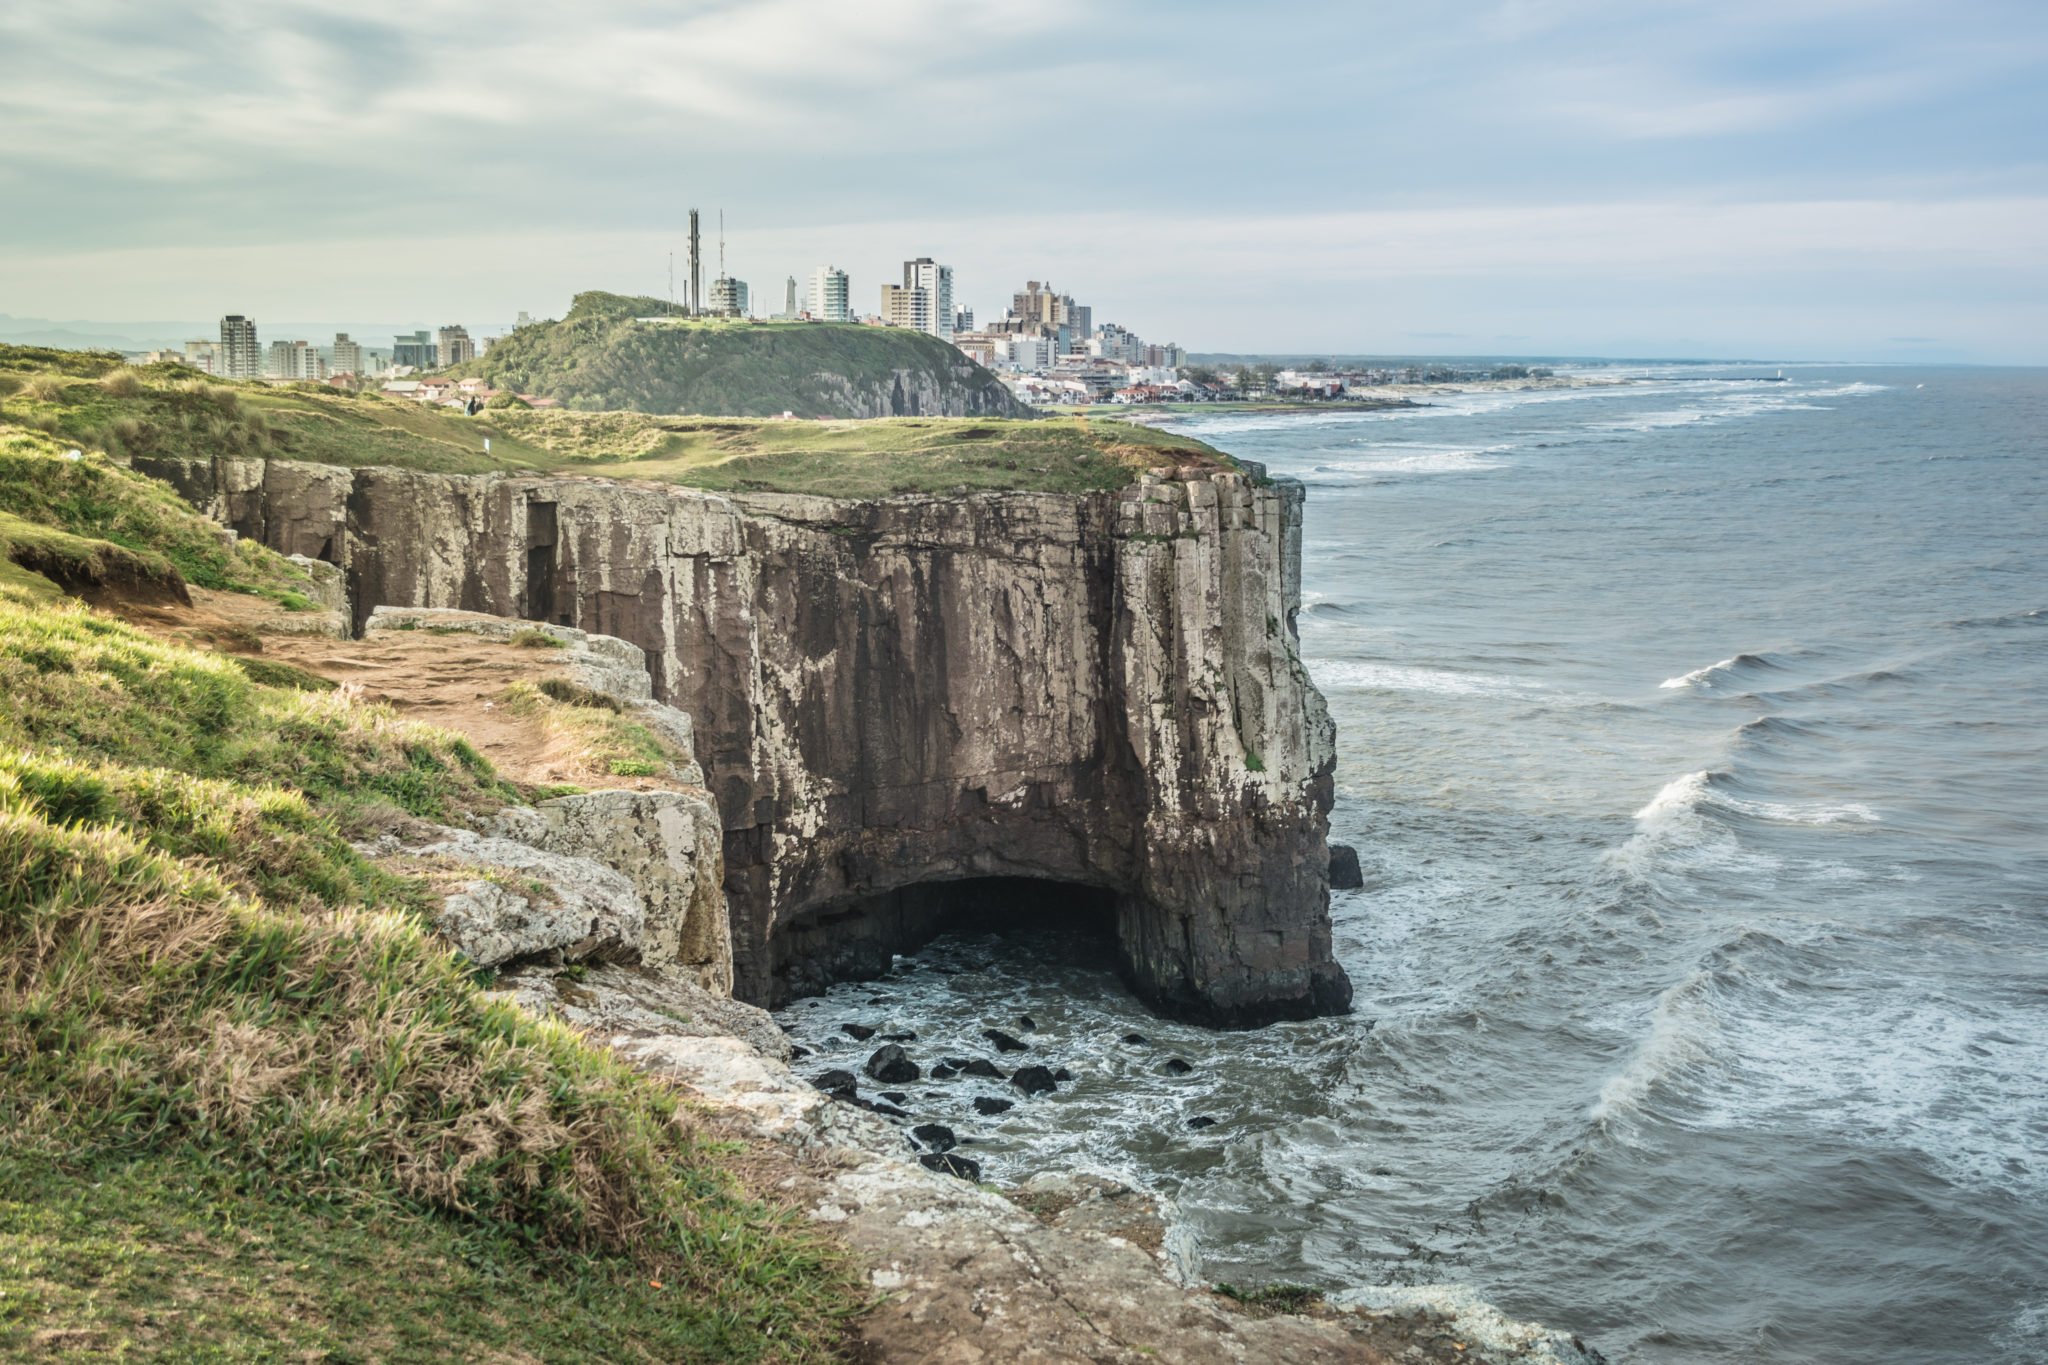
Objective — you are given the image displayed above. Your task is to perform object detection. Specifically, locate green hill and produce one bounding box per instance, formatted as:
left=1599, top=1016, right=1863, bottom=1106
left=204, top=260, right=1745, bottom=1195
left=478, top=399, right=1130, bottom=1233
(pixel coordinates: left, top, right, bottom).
left=453, top=291, right=1033, bottom=420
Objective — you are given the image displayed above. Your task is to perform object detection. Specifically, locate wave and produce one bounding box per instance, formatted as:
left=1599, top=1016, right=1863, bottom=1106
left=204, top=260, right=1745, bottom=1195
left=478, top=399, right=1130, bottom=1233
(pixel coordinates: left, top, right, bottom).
left=1659, top=652, right=1782, bottom=690
left=1308, top=660, right=1536, bottom=697
left=1588, top=969, right=1720, bottom=1126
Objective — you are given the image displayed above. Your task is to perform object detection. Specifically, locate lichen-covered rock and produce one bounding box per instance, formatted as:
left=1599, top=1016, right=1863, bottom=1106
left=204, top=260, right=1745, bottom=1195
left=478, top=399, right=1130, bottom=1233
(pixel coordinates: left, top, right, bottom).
left=495, top=960, right=790, bottom=1060
left=411, top=828, right=644, bottom=966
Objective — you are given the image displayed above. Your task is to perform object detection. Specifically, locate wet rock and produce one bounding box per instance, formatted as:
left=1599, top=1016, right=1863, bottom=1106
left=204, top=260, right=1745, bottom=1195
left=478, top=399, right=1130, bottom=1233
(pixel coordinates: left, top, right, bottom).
left=879, top=1091, right=908, bottom=1105
left=1329, top=841, right=1364, bottom=890
left=841, top=1023, right=877, bottom=1041
left=1163, top=1058, right=1193, bottom=1075
left=973, top=1096, right=1015, bottom=1116
left=1052, top=1067, right=1073, bottom=1082
left=1018, top=1015, right=1037, bottom=1031
left=880, top=1031, right=918, bottom=1042
left=984, top=1028, right=1029, bottom=1053
left=1187, top=1116, right=1217, bottom=1130
left=1122, top=1033, right=1150, bottom=1045
left=919, top=1151, right=982, bottom=1182
left=912, top=1123, right=958, bottom=1153
left=812, top=1068, right=858, bottom=1093
left=929, top=1063, right=959, bottom=1080
left=942, top=1056, right=973, bottom=1069
left=962, top=1058, right=1006, bottom=1080
left=1012, top=1065, right=1057, bottom=1096
left=865, top=996, right=891, bottom=1005
left=788, top=1044, right=810, bottom=1060
left=865, top=1044, right=920, bottom=1085
left=871, top=1101, right=912, bottom=1119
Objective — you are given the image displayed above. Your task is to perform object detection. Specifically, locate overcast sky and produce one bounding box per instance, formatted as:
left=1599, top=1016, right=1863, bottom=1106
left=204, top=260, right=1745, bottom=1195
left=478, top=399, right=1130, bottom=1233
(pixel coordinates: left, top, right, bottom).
left=3, top=0, right=2044, bottom=359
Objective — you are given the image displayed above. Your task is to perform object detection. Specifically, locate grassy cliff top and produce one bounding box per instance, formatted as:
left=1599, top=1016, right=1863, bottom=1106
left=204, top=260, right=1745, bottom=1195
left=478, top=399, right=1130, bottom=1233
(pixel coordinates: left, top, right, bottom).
left=0, top=344, right=1237, bottom=499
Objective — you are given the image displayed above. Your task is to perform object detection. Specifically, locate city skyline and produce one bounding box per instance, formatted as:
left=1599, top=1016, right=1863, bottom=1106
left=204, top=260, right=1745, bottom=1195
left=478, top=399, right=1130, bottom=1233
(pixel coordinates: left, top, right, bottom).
left=2, top=2, right=2044, bottom=361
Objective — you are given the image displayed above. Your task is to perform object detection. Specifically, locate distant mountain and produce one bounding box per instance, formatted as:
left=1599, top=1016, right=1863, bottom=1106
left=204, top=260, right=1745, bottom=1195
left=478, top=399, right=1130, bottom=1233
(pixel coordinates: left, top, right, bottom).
left=454, top=292, right=1031, bottom=420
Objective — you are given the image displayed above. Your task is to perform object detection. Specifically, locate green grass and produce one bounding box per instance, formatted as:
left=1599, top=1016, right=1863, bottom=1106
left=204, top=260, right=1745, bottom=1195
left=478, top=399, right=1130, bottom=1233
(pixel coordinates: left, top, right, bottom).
left=1, top=342, right=1242, bottom=500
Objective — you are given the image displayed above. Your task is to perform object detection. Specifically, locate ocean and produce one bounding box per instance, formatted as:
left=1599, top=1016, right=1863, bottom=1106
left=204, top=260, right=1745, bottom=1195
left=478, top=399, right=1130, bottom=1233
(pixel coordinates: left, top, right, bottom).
left=776, top=366, right=2048, bottom=1363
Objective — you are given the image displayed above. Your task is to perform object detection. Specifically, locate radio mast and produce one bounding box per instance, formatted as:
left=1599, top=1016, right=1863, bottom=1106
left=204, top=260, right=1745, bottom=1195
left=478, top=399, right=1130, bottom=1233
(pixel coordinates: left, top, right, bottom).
left=687, top=209, right=702, bottom=316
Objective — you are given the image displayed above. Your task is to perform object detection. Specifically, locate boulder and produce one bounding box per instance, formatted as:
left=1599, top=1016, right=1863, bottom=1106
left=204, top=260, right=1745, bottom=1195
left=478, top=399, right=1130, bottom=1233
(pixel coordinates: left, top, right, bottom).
left=984, top=1028, right=1029, bottom=1053
left=1052, top=1067, right=1073, bottom=1082
left=919, top=1152, right=982, bottom=1182
left=973, top=1097, right=1015, bottom=1117
left=962, top=1059, right=1006, bottom=1080
left=1329, top=842, right=1364, bottom=890
left=929, top=1063, right=959, bottom=1080
left=1012, top=1065, right=1058, bottom=1096
left=842, top=1022, right=878, bottom=1041
left=413, top=829, right=643, bottom=968
left=879, top=1091, right=908, bottom=1105
left=871, top=1101, right=912, bottom=1119
left=912, top=1123, right=958, bottom=1153
left=1187, top=1116, right=1218, bottom=1131
left=865, top=1044, right=920, bottom=1085
left=881, top=1031, right=918, bottom=1042
left=1122, top=1033, right=1150, bottom=1045
left=1018, top=1015, right=1038, bottom=1031
left=813, top=1069, right=858, bottom=1094
left=1163, top=1058, right=1194, bottom=1076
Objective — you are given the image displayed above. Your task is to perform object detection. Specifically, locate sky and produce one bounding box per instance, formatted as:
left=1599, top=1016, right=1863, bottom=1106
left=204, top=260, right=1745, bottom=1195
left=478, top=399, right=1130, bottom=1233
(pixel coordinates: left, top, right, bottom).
left=2, top=0, right=2045, bottom=361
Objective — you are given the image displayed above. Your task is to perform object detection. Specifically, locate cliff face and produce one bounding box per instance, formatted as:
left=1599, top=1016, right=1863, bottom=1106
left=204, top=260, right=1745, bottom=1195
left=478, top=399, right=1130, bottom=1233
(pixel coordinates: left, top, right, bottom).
left=138, top=454, right=1350, bottom=1026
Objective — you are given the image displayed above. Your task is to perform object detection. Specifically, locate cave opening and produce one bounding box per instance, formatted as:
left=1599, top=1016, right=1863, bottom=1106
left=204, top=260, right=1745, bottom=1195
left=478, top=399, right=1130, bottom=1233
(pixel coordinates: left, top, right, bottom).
left=768, top=876, right=1119, bottom=1008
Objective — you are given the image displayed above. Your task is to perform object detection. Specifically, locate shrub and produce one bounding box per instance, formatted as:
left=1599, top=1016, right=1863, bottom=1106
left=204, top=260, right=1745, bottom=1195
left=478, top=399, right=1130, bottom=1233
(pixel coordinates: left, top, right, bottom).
left=101, top=368, right=145, bottom=398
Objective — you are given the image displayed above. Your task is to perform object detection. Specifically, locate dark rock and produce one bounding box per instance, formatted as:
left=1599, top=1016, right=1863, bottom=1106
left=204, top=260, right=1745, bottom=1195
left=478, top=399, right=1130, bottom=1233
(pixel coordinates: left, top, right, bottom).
left=1163, top=1058, right=1193, bottom=1075
left=865, top=1044, right=920, bottom=1085
left=1121, top=1033, right=1150, bottom=1045
left=1187, top=1116, right=1217, bottom=1130
left=920, top=1152, right=982, bottom=1182
left=1052, top=1067, right=1073, bottom=1082
left=1012, top=1065, right=1057, bottom=1096
left=880, top=1091, right=908, bottom=1105
left=881, top=1031, right=918, bottom=1042
left=1328, top=842, right=1364, bottom=890
left=962, top=1059, right=1006, bottom=1080
left=1371, top=1167, right=1394, bottom=1176
left=930, top=1064, right=959, bottom=1080
left=1018, top=1015, right=1037, bottom=1031
left=812, top=1068, right=858, bottom=1093
left=841, top=1023, right=877, bottom=1041
left=942, top=1057, right=973, bottom=1069
left=983, top=1029, right=1029, bottom=1053
left=866, top=997, right=891, bottom=1005
left=912, top=1123, right=958, bottom=1153
left=871, top=1101, right=912, bottom=1119
left=788, top=1044, right=811, bottom=1059
left=973, top=1097, right=1015, bottom=1116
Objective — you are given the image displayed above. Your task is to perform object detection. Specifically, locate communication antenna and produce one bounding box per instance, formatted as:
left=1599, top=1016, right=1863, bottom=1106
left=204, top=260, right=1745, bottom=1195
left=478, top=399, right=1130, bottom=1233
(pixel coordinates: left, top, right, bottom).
left=668, top=252, right=675, bottom=315
left=687, top=209, right=702, bottom=316
left=719, top=210, right=726, bottom=283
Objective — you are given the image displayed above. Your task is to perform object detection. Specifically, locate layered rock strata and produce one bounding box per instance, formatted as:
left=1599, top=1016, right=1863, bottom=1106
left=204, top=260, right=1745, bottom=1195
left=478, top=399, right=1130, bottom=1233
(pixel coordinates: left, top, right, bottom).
left=136, top=454, right=1351, bottom=1025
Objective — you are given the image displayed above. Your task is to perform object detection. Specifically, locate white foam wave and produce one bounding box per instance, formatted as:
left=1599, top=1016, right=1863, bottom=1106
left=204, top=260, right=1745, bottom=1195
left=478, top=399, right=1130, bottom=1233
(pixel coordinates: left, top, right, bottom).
left=1589, top=970, right=1720, bottom=1126
left=1660, top=656, right=1743, bottom=689
left=1308, top=660, right=1534, bottom=697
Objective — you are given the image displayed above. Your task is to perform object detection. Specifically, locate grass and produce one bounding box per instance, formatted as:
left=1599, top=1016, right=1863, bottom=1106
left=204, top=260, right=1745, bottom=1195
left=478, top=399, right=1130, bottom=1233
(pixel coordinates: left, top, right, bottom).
left=506, top=678, right=686, bottom=781
left=0, top=596, right=862, bottom=1359
left=1, top=342, right=1244, bottom=501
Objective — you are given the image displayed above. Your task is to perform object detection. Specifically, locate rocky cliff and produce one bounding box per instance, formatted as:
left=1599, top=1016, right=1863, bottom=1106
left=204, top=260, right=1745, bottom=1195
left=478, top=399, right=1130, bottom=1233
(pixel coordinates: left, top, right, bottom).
left=136, top=453, right=1351, bottom=1026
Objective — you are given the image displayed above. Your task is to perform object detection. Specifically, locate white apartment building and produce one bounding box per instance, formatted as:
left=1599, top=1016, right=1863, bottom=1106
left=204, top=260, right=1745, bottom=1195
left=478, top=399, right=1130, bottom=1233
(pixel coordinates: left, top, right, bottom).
left=901, top=258, right=953, bottom=339
left=436, top=325, right=476, bottom=367
left=809, top=266, right=850, bottom=322
left=332, top=333, right=364, bottom=377
left=218, top=315, right=261, bottom=379
left=709, top=276, right=749, bottom=317
left=264, top=339, right=325, bottom=381
left=880, top=283, right=927, bottom=331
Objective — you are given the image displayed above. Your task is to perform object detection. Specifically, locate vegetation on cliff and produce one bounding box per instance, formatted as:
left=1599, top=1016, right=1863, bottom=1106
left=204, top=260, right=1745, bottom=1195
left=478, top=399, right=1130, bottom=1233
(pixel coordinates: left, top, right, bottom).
left=450, top=290, right=1032, bottom=419
left=0, top=433, right=861, bottom=1359
left=1, top=344, right=1236, bottom=499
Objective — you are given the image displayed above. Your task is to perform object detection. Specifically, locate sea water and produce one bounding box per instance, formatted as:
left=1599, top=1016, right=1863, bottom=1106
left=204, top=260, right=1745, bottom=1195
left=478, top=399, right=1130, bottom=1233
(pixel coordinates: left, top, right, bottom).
left=775, top=366, right=2048, bottom=1363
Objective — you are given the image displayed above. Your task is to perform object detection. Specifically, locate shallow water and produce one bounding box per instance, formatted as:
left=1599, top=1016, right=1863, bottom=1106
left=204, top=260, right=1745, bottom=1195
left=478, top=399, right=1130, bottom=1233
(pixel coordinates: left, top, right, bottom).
left=777, top=366, right=2048, bottom=1363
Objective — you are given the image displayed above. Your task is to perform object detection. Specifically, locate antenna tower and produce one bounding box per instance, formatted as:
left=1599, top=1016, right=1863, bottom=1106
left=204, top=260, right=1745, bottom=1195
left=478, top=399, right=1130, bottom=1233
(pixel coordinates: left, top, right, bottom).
left=687, top=209, right=702, bottom=316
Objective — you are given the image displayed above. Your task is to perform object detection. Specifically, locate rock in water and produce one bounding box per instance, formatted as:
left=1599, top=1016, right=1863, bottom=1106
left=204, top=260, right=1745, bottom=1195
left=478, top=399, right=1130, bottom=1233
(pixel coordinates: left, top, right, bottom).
left=788, top=1044, right=810, bottom=1059
left=1163, top=1058, right=1193, bottom=1076
left=879, top=1091, right=908, bottom=1105
left=1051, top=1067, right=1073, bottom=1082
left=841, top=1022, right=877, bottom=1041
left=973, top=1097, right=1015, bottom=1116
left=865, top=1044, right=921, bottom=1084
left=942, top=1056, right=973, bottom=1069
left=912, top=1123, right=958, bottom=1153
left=1018, top=1015, right=1037, bottom=1031
left=881, top=1031, right=918, bottom=1042
left=930, top=1063, right=959, bottom=1080
left=1122, top=1033, right=1150, bottom=1046
left=812, top=1068, right=858, bottom=1093
left=1187, top=1116, right=1218, bottom=1130
left=962, top=1058, right=1006, bottom=1079
left=1012, top=1065, right=1057, bottom=1096
left=1329, top=842, right=1364, bottom=890
left=984, top=1028, right=1029, bottom=1053
left=920, top=1152, right=982, bottom=1182
left=871, top=1101, right=912, bottom=1119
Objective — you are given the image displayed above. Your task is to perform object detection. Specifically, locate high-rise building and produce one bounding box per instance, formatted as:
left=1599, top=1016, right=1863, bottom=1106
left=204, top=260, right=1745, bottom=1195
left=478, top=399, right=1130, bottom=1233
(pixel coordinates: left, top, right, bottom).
left=263, top=338, right=324, bottom=381
left=436, top=325, right=475, bottom=367
left=264, top=340, right=293, bottom=379
left=218, top=315, right=261, bottom=379
left=392, top=331, right=436, bottom=369
left=184, top=339, right=218, bottom=374
left=901, top=258, right=953, bottom=338
left=332, top=333, right=363, bottom=376
left=954, top=306, right=974, bottom=334
left=880, top=283, right=926, bottom=330
left=809, top=266, right=850, bottom=322
left=784, top=276, right=798, bottom=316
left=516, top=310, right=535, bottom=327
left=708, top=277, right=749, bottom=317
